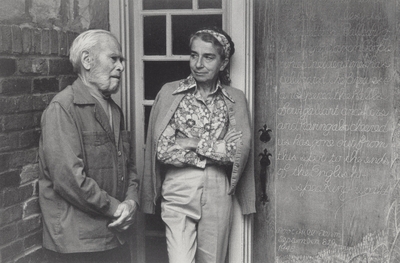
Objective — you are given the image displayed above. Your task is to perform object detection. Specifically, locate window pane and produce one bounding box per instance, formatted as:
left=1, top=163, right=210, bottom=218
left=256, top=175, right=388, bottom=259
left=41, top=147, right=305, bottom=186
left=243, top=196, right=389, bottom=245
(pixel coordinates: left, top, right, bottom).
left=143, top=0, right=192, bottom=10
left=144, top=106, right=152, bottom=140
left=199, top=0, right=222, bottom=9
left=144, top=16, right=166, bottom=55
left=172, top=15, right=222, bottom=55
left=144, top=61, right=191, bottom=100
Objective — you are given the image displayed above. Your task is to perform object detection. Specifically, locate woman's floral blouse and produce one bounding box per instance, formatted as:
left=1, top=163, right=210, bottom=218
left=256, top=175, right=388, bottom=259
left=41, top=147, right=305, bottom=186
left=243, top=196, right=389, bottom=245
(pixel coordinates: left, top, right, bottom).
left=157, top=75, right=238, bottom=168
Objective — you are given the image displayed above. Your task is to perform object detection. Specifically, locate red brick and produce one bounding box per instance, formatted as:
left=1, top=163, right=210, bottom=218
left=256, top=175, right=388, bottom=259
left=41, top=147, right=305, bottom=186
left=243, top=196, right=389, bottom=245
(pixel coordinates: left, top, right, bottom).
left=32, top=29, right=42, bottom=54
left=0, top=58, right=16, bottom=77
left=23, top=232, right=42, bottom=250
left=33, top=77, right=58, bottom=93
left=0, top=97, right=18, bottom=114
left=17, top=215, right=41, bottom=237
left=0, top=25, right=12, bottom=53
left=0, top=223, right=18, bottom=246
left=9, top=149, right=38, bottom=169
left=0, top=78, right=31, bottom=95
left=0, top=204, right=23, bottom=227
left=48, top=58, right=74, bottom=75
left=67, top=31, right=78, bottom=53
left=50, top=29, right=58, bottom=55
left=23, top=197, right=40, bottom=218
left=0, top=153, right=11, bottom=173
left=0, top=96, right=33, bottom=114
left=2, top=183, right=35, bottom=207
left=33, top=112, right=43, bottom=127
left=19, top=164, right=39, bottom=184
left=0, top=170, right=21, bottom=190
left=60, top=75, right=77, bottom=90
left=17, top=58, right=48, bottom=75
left=59, top=31, right=67, bottom=56
left=32, top=94, right=52, bottom=110
left=14, top=246, right=44, bottom=263
left=0, top=239, right=23, bottom=262
left=3, top=113, right=35, bottom=131
left=41, top=29, right=50, bottom=55
left=16, top=96, right=34, bottom=112
left=22, top=27, right=32, bottom=54
left=0, top=133, right=19, bottom=151
left=19, top=129, right=40, bottom=148
left=11, top=25, right=22, bottom=54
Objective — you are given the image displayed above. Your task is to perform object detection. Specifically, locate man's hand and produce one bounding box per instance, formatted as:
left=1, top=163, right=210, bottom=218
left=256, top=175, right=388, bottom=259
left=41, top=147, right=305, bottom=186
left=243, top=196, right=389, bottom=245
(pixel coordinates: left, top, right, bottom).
left=108, top=200, right=138, bottom=232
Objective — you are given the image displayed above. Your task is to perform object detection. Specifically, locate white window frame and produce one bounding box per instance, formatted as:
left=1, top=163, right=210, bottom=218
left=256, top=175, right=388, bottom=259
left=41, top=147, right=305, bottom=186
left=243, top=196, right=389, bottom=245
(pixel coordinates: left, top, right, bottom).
left=110, top=1, right=254, bottom=262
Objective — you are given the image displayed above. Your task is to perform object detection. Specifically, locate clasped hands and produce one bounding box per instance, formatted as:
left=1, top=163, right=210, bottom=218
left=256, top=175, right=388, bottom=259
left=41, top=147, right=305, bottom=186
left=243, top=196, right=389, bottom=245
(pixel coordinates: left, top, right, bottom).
left=108, top=199, right=138, bottom=232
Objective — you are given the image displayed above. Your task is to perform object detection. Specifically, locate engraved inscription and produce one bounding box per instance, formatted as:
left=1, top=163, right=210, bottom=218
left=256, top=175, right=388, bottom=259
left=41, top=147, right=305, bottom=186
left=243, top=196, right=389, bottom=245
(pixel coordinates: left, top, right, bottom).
left=274, top=0, right=393, bottom=261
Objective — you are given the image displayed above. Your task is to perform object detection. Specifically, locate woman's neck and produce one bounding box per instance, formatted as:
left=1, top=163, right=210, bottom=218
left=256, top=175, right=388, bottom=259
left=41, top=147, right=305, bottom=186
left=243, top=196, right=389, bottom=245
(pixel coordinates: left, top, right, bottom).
left=196, top=80, right=217, bottom=100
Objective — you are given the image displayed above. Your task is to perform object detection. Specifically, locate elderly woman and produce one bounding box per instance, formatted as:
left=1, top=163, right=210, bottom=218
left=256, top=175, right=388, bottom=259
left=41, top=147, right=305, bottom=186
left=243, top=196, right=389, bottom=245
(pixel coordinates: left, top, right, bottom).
left=141, top=27, right=255, bottom=263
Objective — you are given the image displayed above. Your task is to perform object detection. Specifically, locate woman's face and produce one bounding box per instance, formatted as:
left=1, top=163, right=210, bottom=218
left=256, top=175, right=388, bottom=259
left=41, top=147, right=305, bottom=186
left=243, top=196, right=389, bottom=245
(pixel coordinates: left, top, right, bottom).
left=189, top=37, right=228, bottom=85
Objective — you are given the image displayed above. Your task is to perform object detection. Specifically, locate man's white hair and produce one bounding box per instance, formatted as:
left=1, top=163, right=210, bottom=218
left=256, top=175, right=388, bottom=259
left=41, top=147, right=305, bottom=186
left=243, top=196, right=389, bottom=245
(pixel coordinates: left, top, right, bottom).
left=69, top=29, right=117, bottom=73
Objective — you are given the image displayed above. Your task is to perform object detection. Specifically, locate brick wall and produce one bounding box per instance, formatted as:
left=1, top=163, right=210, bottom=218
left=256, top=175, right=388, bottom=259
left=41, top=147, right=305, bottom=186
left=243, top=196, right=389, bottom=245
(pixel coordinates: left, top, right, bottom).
left=0, top=1, right=109, bottom=262
left=0, top=24, right=78, bottom=263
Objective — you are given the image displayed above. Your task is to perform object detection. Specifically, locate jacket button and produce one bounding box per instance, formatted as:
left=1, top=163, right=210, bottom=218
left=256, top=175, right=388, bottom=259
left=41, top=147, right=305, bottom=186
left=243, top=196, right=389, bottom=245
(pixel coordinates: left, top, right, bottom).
left=118, top=151, right=122, bottom=156
left=121, top=177, right=124, bottom=181
left=235, top=163, right=239, bottom=168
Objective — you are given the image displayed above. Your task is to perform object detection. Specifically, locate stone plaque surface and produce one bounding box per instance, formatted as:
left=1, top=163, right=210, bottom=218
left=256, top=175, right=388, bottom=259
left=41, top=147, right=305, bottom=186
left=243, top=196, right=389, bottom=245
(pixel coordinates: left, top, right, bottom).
left=262, top=0, right=400, bottom=262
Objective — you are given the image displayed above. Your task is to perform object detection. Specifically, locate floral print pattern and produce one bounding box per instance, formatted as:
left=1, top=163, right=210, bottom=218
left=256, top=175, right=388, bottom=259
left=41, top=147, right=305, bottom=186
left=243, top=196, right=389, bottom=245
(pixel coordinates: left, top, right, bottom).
left=157, top=76, right=238, bottom=168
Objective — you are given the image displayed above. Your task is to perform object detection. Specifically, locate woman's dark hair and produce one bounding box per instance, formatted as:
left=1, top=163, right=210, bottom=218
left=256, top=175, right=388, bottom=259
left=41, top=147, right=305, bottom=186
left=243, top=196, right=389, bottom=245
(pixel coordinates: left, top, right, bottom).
left=189, top=26, right=235, bottom=85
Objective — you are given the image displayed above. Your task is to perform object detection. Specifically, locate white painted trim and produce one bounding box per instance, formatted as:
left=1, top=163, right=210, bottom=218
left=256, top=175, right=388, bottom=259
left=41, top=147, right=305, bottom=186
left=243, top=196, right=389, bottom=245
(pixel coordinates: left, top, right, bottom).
left=227, top=0, right=254, bottom=263
left=109, top=0, right=131, bottom=130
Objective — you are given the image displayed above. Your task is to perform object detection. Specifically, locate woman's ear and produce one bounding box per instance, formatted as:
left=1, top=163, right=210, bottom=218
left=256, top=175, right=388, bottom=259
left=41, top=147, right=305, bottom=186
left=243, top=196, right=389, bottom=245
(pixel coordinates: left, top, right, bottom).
left=220, top=58, right=229, bottom=71
left=81, top=51, right=91, bottom=70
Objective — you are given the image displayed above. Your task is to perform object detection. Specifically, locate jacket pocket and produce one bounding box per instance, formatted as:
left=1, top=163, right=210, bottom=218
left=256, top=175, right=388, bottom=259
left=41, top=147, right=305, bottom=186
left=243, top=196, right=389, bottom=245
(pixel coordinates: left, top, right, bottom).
left=82, top=131, right=115, bottom=193
left=77, top=209, right=114, bottom=239
left=121, top=130, right=131, bottom=162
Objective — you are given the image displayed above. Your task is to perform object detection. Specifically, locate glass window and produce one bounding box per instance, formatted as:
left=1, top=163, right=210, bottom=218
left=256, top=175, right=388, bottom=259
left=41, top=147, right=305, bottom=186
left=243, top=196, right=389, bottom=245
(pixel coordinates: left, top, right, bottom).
left=172, top=15, right=222, bottom=55
left=143, top=0, right=192, bottom=10
left=199, top=0, right=222, bottom=9
left=144, top=16, right=166, bottom=55
left=144, top=106, right=152, bottom=140
left=144, top=61, right=191, bottom=100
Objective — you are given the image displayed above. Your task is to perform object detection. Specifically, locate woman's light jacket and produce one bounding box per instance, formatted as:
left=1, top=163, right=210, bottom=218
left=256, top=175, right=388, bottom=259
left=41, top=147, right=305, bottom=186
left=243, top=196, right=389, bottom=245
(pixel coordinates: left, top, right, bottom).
left=141, top=80, right=256, bottom=215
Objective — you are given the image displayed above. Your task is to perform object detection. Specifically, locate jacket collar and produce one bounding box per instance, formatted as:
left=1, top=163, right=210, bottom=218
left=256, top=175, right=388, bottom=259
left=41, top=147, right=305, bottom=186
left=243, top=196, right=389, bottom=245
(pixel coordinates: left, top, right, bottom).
left=172, top=75, right=235, bottom=103
left=71, top=78, right=97, bottom=105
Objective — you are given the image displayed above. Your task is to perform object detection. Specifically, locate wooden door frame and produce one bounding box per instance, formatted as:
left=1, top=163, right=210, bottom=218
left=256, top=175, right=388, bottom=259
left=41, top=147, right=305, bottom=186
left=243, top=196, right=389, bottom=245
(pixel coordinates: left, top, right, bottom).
left=109, top=1, right=255, bottom=262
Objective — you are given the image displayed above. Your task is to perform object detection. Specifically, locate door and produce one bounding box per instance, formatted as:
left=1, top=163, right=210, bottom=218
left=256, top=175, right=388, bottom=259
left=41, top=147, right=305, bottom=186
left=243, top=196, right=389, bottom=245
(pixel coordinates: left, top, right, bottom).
left=254, top=0, right=396, bottom=262
left=110, top=0, right=254, bottom=262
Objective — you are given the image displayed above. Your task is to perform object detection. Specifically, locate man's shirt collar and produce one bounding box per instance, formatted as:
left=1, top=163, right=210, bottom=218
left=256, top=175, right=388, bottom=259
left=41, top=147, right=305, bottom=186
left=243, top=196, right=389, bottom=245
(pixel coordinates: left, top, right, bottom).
left=173, top=75, right=235, bottom=102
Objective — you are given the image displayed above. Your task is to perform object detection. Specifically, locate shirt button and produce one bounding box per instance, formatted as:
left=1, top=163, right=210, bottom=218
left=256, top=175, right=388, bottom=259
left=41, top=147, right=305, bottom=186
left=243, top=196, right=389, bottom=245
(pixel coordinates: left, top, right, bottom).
left=118, top=151, right=122, bottom=156
left=121, top=177, right=124, bottom=181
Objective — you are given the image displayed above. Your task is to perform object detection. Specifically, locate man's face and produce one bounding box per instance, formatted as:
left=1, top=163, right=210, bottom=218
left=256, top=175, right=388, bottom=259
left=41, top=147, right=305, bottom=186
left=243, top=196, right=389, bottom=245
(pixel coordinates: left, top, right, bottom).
left=88, top=36, right=125, bottom=96
left=189, top=37, right=227, bottom=85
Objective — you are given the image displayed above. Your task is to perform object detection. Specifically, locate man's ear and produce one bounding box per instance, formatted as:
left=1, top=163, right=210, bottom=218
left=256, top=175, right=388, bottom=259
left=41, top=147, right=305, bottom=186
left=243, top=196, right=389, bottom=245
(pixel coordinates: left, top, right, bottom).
left=220, top=58, right=229, bottom=71
left=81, top=51, right=91, bottom=70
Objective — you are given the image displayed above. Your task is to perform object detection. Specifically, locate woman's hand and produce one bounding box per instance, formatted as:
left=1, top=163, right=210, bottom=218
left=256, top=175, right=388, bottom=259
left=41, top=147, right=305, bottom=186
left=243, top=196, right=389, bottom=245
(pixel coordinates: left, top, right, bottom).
left=224, top=128, right=242, bottom=143
left=176, top=137, right=200, bottom=150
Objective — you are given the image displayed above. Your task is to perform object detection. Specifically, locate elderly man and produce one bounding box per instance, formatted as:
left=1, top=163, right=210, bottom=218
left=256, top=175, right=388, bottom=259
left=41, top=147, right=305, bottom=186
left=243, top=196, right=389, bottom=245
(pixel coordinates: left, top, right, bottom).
left=39, top=29, right=138, bottom=263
